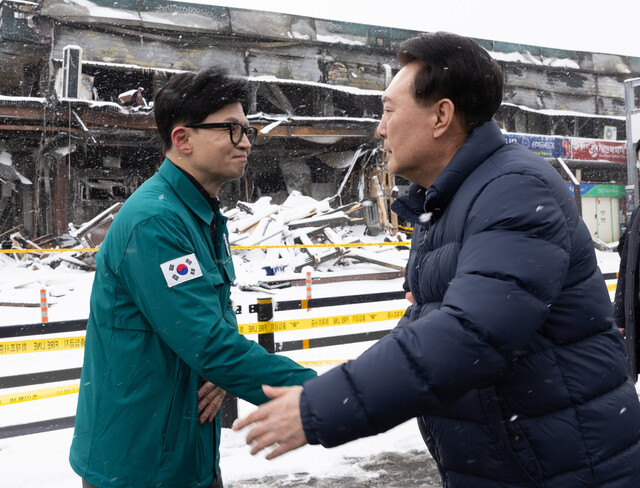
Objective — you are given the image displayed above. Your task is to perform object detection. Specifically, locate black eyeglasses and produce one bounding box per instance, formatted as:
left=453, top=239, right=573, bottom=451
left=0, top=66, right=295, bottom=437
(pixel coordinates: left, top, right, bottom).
left=183, top=122, right=258, bottom=145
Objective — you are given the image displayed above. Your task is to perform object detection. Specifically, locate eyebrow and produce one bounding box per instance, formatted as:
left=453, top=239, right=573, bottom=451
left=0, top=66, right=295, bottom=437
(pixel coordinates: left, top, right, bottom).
left=223, top=117, right=249, bottom=125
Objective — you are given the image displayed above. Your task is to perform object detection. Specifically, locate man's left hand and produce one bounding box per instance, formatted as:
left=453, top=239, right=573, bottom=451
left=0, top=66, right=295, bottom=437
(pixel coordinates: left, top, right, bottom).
left=233, top=385, right=307, bottom=459
left=198, top=381, right=226, bottom=424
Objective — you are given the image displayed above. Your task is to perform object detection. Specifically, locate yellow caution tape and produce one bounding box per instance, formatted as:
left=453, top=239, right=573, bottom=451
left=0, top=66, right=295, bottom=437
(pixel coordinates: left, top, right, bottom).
left=0, top=248, right=98, bottom=254
left=0, top=360, right=350, bottom=405
left=0, top=241, right=411, bottom=254
left=297, top=359, right=349, bottom=367
left=607, top=283, right=617, bottom=292
left=231, top=241, right=410, bottom=250
left=0, top=359, right=350, bottom=405
left=0, top=310, right=405, bottom=355
left=0, top=383, right=79, bottom=406
left=0, top=310, right=404, bottom=355
left=238, top=309, right=406, bottom=335
left=0, top=336, right=85, bottom=356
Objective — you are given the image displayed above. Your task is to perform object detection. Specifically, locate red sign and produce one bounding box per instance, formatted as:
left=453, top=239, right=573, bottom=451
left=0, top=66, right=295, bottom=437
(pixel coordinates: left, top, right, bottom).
left=571, top=138, right=627, bottom=163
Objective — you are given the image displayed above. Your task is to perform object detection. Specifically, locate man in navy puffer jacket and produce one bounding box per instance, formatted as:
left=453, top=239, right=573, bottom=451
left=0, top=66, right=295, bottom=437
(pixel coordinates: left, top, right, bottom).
left=235, top=32, right=640, bottom=488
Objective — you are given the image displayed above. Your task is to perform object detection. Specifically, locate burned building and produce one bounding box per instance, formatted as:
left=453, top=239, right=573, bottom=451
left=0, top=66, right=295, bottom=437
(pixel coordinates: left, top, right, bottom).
left=1, top=0, right=640, bottom=241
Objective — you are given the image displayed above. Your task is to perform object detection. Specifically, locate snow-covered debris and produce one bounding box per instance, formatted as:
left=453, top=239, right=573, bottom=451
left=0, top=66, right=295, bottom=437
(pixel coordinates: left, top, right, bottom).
left=1, top=203, right=122, bottom=272
left=225, top=191, right=411, bottom=289
left=118, top=87, right=148, bottom=107
left=0, top=152, right=32, bottom=185
left=488, top=50, right=580, bottom=70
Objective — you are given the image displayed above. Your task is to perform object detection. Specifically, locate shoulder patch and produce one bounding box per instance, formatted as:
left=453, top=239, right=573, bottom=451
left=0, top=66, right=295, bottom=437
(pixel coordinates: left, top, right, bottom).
left=160, top=253, right=203, bottom=288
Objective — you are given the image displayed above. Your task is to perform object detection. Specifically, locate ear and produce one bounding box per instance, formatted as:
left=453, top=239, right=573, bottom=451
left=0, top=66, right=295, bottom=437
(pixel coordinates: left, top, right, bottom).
left=432, top=98, right=456, bottom=139
left=170, top=126, right=193, bottom=155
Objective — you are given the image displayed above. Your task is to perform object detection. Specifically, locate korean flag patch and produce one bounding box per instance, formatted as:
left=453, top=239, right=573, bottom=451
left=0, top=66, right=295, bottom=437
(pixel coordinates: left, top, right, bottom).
left=160, top=253, right=203, bottom=288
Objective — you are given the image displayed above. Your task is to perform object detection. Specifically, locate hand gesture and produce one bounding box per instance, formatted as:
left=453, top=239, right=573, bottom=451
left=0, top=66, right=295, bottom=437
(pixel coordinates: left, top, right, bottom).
left=233, top=385, right=308, bottom=459
left=198, top=381, right=226, bottom=424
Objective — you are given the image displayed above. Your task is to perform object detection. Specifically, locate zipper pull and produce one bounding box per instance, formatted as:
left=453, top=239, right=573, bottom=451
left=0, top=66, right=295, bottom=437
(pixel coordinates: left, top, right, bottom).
left=422, top=226, right=429, bottom=244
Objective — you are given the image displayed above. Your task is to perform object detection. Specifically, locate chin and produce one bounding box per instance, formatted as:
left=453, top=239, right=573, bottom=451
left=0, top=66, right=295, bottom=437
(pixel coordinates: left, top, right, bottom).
left=387, top=161, right=402, bottom=177
left=232, top=169, right=246, bottom=180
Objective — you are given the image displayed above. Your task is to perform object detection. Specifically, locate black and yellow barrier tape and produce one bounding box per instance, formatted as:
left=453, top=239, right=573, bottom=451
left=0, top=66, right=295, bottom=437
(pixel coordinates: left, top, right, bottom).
left=0, top=309, right=405, bottom=356
left=0, top=383, right=80, bottom=406
left=0, top=359, right=351, bottom=406
left=0, top=336, right=86, bottom=356
left=237, top=309, right=405, bottom=335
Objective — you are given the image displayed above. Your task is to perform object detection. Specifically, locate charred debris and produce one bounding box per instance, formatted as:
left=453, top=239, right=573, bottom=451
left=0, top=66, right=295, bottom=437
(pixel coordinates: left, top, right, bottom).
left=1, top=1, right=640, bottom=248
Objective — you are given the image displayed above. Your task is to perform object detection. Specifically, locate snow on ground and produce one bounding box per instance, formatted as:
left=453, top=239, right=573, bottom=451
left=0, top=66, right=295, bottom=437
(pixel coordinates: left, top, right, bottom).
left=0, top=243, right=416, bottom=486
left=0, top=248, right=631, bottom=486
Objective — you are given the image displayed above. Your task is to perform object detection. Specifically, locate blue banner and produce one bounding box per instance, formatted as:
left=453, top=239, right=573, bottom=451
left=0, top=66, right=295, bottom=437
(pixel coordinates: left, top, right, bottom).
left=504, top=133, right=570, bottom=159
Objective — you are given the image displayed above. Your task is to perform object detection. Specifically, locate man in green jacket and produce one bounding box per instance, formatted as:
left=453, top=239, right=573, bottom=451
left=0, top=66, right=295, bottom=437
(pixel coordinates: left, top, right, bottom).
left=69, top=67, right=316, bottom=488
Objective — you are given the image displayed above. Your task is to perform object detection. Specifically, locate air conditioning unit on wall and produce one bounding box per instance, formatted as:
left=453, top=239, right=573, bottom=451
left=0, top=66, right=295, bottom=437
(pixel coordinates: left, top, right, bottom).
left=603, top=126, right=617, bottom=141
left=62, top=45, right=83, bottom=98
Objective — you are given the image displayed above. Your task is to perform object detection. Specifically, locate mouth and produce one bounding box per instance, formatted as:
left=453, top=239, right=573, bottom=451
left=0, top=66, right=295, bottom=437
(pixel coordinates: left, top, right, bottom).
left=233, top=154, right=249, bottom=163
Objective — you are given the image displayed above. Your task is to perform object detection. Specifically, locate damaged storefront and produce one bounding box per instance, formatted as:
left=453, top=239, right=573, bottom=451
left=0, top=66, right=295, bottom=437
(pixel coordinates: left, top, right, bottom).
left=0, top=82, right=385, bottom=246
left=1, top=0, right=640, bottom=246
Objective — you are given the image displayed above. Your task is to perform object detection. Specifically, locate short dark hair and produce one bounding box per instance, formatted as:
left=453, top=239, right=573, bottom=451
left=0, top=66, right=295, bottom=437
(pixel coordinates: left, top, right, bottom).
left=397, top=32, right=503, bottom=134
left=154, top=66, right=251, bottom=153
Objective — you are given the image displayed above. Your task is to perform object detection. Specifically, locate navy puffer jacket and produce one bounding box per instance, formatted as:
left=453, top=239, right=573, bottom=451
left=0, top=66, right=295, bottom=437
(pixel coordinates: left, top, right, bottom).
left=299, top=120, right=640, bottom=488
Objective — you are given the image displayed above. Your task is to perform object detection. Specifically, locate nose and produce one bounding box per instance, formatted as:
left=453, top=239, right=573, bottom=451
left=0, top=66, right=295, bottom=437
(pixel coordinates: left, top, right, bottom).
left=237, top=132, right=252, bottom=150
left=377, top=117, right=387, bottom=139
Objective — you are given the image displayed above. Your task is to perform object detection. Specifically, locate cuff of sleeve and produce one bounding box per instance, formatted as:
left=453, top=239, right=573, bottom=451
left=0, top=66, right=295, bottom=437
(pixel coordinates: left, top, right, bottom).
left=299, top=389, right=319, bottom=445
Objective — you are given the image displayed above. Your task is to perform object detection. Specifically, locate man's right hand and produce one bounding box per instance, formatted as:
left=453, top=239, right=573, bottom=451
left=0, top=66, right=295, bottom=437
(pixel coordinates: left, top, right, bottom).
left=233, top=385, right=307, bottom=459
left=198, top=381, right=226, bottom=424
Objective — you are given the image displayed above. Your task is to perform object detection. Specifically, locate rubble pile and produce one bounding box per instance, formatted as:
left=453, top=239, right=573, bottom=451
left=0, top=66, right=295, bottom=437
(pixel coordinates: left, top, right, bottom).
left=226, top=191, right=410, bottom=290
left=0, top=193, right=411, bottom=289
left=0, top=228, right=96, bottom=271
left=0, top=202, right=123, bottom=271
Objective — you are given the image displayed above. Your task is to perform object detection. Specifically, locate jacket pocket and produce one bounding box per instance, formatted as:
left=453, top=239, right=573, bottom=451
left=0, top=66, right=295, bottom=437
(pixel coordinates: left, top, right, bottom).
left=112, top=290, right=152, bottom=332
left=113, top=318, right=152, bottom=332
left=160, top=368, right=186, bottom=454
left=480, top=387, right=543, bottom=488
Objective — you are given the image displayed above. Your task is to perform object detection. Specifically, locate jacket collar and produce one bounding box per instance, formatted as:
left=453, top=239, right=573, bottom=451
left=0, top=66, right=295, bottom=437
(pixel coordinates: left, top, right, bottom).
left=157, top=158, right=215, bottom=225
left=172, top=162, right=220, bottom=214
left=391, top=120, right=506, bottom=224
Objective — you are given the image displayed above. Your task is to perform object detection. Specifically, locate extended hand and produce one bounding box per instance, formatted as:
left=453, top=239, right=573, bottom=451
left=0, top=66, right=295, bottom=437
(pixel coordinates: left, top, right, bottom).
left=233, top=385, right=308, bottom=459
left=198, top=381, right=226, bottom=424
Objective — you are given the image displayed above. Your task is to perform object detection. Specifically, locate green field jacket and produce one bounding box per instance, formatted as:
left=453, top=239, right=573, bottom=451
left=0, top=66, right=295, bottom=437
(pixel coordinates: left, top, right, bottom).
left=70, top=159, right=316, bottom=488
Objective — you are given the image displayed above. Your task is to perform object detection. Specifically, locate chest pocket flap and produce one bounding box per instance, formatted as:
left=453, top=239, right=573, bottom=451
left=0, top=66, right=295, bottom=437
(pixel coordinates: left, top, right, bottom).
left=222, top=256, right=235, bottom=283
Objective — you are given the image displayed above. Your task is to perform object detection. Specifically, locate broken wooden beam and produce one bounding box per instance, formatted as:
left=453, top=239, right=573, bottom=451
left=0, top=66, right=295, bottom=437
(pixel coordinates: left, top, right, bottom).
left=293, top=249, right=343, bottom=273
left=0, top=225, right=24, bottom=241
left=343, top=249, right=406, bottom=271
left=287, top=213, right=350, bottom=230
left=260, top=270, right=405, bottom=287
left=228, top=205, right=279, bottom=233
left=10, top=233, right=42, bottom=250
left=69, top=202, right=122, bottom=239
left=298, top=232, right=321, bottom=264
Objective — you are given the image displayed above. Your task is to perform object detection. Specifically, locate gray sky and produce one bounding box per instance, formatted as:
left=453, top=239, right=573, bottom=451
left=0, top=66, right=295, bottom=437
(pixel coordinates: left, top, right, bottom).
left=177, top=0, right=640, bottom=57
